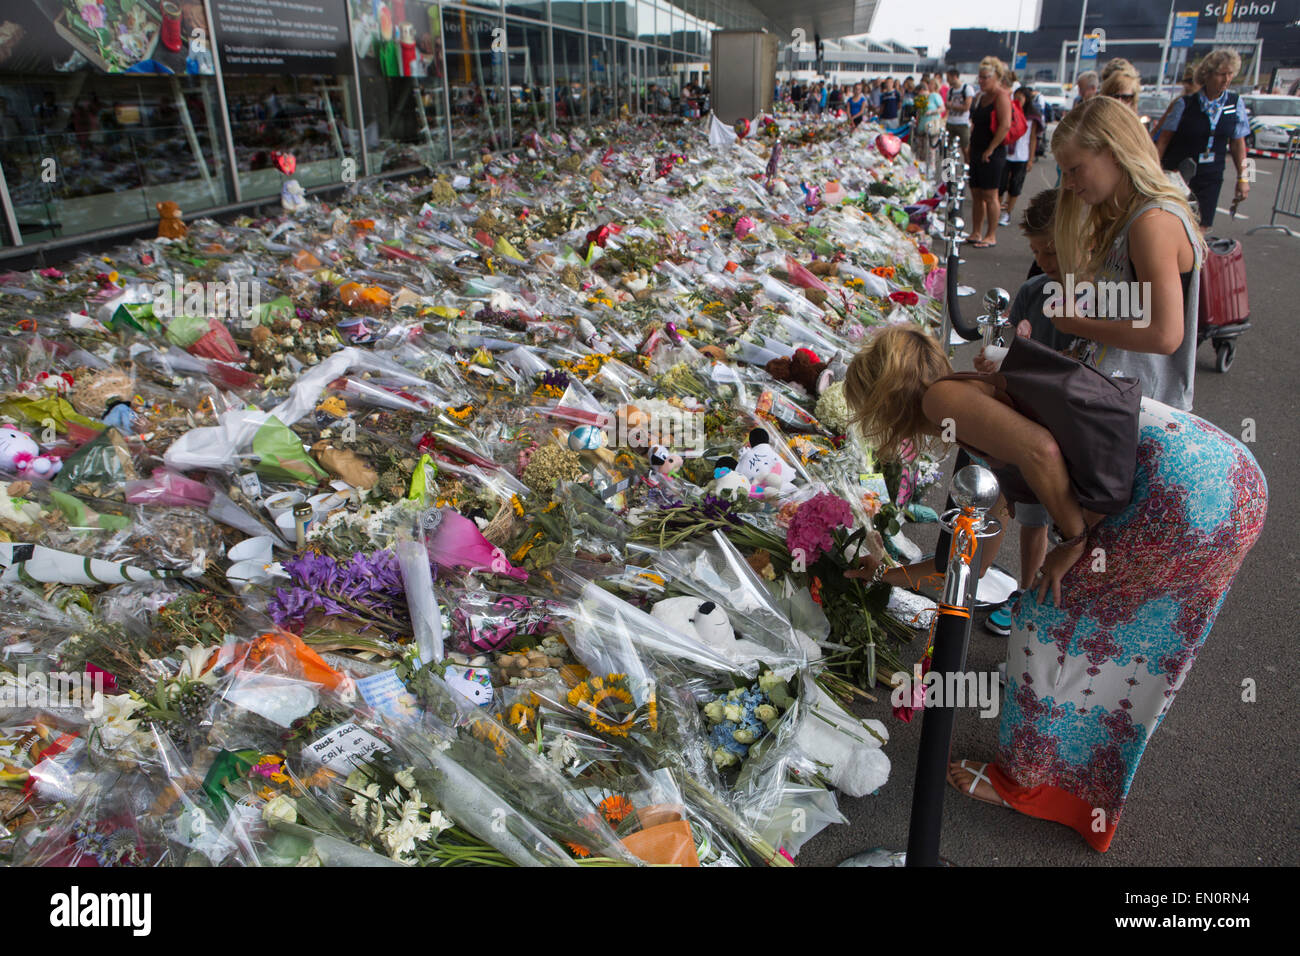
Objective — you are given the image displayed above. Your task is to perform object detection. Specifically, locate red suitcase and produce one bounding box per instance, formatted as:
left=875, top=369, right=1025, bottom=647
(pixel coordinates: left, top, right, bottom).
left=1198, top=237, right=1251, bottom=373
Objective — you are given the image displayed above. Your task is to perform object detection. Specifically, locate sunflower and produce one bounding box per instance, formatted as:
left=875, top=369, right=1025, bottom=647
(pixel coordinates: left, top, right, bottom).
left=565, top=841, right=592, bottom=858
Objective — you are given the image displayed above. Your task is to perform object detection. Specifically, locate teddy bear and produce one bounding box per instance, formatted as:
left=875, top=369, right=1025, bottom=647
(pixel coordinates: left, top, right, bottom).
left=156, top=201, right=187, bottom=240
left=0, top=425, right=61, bottom=479
left=281, top=179, right=308, bottom=212
left=765, top=347, right=833, bottom=397
left=735, top=428, right=797, bottom=499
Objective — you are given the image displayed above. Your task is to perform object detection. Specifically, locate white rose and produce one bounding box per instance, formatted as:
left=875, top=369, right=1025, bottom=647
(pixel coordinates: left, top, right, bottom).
left=262, top=794, right=298, bottom=826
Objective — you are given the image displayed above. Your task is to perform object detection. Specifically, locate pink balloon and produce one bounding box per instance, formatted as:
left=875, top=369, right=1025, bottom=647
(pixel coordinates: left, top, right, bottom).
left=876, top=133, right=902, bottom=159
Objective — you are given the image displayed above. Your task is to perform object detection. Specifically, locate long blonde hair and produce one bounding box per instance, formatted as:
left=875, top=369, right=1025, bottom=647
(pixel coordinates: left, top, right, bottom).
left=844, top=325, right=952, bottom=462
left=1051, top=96, right=1201, bottom=281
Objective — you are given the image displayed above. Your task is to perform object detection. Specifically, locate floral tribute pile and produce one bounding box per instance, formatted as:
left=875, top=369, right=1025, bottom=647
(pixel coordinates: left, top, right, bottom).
left=0, top=107, right=953, bottom=867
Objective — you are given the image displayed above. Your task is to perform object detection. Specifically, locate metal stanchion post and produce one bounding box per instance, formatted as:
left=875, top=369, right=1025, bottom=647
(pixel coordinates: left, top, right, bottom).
left=839, top=464, right=1002, bottom=867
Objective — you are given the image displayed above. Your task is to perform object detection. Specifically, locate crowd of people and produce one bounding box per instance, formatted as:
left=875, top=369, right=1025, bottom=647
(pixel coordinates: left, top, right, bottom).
left=794, top=49, right=1269, bottom=851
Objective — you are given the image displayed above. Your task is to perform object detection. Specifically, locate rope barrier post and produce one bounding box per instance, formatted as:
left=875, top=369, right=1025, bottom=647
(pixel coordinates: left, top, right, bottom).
left=839, top=465, right=1001, bottom=868
left=905, top=464, right=1002, bottom=866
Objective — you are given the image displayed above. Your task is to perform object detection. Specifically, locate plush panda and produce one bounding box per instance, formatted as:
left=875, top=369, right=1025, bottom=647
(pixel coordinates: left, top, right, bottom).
left=735, top=428, right=797, bottom=499
left=649, top=596, right=773, bottom=664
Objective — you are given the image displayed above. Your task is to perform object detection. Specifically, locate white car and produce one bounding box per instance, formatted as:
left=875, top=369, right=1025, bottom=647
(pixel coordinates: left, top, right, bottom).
left=1031, top=82, right=1070, bottom=121
left=1241, top=95, right=1300, bottom=151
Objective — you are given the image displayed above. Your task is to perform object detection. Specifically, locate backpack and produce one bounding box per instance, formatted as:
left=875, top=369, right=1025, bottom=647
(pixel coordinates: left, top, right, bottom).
left=991, top=97, right=1029, bottom=146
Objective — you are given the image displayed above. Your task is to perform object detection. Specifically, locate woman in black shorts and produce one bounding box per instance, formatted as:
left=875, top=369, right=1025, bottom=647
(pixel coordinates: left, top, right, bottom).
left=968, top=57, right=1012, bottom=247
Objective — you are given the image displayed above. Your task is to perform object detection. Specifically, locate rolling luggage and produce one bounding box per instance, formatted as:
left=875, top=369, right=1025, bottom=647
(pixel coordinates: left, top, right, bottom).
left=1198, top=236, right=1251, bottom=373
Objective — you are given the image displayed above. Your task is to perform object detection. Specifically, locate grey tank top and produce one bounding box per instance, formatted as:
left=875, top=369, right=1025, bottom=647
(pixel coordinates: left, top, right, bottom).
left=1065, top=200, right=1203, bottom=411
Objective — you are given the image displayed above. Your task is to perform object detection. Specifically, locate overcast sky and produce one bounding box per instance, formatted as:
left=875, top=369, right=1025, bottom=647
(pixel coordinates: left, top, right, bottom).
left=873, top=0, right=1040, bottom=56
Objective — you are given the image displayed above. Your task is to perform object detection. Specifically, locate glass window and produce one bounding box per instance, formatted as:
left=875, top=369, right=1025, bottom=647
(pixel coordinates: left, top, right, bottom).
left=552, top=29, right=587, bottom=127
left=1, top=75, right=231, bottom=244
left=635, top=1, right=656, bottom=45
left=613, top=2, right=635, bottom=38
left=222, top=76, right=357, bottom=200
left=354, top=0, right=451, bottom=174
left=552, top=0, right=585, bottom=28
left=443, top=5, right=510, bottom=156
left=589, top=33, right=618, bottom=122
left=505, top=1, right=548, bottom=19
left=587, top=1, right=610, bottom=36
left=506, top=20, right=550, bottom=140
left=614, top=39, right=632, bottom=114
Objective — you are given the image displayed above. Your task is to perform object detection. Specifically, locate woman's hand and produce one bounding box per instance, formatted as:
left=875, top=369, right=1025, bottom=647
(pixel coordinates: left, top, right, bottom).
left=1034, top=537, right=1088, bottom=607
left=981, top=148, right=993, bottom=163
left=1235, top=180, right=1250, bottom=202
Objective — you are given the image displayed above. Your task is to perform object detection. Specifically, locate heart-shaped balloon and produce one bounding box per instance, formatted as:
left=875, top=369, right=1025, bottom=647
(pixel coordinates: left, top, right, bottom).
left=272, top=151, right=296, bottom=175
left=876, top=133, right=902, bottom=159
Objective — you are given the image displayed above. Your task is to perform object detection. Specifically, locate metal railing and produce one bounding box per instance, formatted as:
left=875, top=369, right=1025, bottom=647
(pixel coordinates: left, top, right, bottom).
left=1247, top=131, right=1300, bottom=240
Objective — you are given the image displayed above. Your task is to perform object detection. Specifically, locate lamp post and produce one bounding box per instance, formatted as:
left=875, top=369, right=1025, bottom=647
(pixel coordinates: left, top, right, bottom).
left=1011, top=0, right=1023, bottom=78
left=1073, top=0, right=1089, bottom=82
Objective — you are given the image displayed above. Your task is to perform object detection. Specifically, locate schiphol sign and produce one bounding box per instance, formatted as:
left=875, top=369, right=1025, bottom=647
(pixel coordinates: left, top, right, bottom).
left=1201, top=1, right=1282, bottom=18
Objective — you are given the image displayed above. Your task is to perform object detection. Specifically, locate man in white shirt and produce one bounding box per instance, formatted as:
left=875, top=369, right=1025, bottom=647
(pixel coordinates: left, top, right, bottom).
left=944, top=67, right=975, bottom=162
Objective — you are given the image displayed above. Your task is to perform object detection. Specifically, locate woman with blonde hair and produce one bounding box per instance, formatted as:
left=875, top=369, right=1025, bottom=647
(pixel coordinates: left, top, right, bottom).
left=843, top=322, right=1267, bottom=852
left=1051, top=95, right=1204, bottom=411
left=1156, top=48, right=1252, bottom=228
left=967, top=56, right=1013, bottom=247
left=1099, top=61, right=1140, bottom=112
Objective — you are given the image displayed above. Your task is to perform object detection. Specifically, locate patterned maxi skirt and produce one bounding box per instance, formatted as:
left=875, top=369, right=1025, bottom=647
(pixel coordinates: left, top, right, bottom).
left=986, top=400, right=1268, bottom=851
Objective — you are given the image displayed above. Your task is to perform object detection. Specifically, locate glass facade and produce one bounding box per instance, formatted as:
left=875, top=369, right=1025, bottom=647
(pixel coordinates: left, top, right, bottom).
left=0, top=0, right=764, bottom=253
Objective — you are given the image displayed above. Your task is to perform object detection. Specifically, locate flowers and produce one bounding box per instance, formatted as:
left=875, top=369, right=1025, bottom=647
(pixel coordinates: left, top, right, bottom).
left=701, top=678, right=794, bottom=771
left=814, top=381, right=850, bottom=433
left=268, top=549, right=411, bottom=637
left=566, top=673, right=644, bottom=738
left=889, top=290, right=920, bottom=306
left=785, top=492, right=855, bottom=565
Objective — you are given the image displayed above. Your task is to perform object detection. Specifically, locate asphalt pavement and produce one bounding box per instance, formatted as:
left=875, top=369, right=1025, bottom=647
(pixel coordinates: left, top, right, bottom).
left=797, top=157, right=1299, bottom=867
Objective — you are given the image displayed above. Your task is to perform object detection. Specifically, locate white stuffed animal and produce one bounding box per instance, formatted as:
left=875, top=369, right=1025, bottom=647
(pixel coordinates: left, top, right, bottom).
left=710, top=456, right=752, bottom=501
left=650, top=596, right=773, bottom=665
left=735, top=428, right=797, bottom=499
left=281, top=179, right=308, bottom=212
left=0, top=425, right=61, bottom=479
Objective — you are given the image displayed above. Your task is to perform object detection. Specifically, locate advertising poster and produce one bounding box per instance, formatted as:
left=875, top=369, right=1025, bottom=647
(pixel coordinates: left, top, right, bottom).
left=0, top=0, right=215, bottom=75
left=349, top=0, right=444, bottom=79
left=210, top=0, right=351, bottom=74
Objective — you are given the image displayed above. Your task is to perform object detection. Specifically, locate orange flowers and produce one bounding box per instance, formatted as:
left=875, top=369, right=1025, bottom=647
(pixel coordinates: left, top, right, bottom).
left=599, top=795, right=634, bottom=825
left=871, top=266, right=896, bottom=278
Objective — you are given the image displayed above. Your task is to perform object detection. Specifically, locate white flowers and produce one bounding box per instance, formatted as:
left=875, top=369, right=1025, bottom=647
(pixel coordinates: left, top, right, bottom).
left=348, top=771, right=452, bottom=864
left=262, top=794, right=298, bottom=826
left=393, top=768, right=417, bottom=791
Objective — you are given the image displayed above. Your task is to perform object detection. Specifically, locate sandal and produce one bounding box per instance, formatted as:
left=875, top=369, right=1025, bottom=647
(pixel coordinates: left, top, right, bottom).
left=970, top=239, right=997, bottom=248
left=947, top=760, right=1013, bottom=808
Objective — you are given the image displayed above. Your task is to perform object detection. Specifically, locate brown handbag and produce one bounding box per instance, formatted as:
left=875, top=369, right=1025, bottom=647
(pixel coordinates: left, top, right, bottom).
left=940, top=335, right=1142, bottom=515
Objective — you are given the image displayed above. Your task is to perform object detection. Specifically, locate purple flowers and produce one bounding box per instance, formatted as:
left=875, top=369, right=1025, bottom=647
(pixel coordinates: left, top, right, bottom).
left=269, top=550, right=410, bottom=635
left=786, top=493, right=854, bottom=565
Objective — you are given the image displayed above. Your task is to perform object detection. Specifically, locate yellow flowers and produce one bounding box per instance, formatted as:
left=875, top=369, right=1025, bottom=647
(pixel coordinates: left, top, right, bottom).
left=567, top=673, right=646, bottom=738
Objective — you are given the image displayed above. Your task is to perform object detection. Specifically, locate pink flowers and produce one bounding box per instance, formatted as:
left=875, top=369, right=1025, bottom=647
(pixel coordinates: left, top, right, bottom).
left=79, top=3, right=107, bottom=29
left=785, top=492, right=854, bottom=565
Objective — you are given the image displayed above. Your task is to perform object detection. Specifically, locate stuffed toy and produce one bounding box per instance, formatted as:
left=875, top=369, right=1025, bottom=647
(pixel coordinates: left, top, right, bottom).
left=735, top=428, right=797, bottom=498
left=765, top=348, right=833, bottom=397
left=156, top=201, right=187, bottom=240
left=649, top=597, right=773, bottom=664
left=0, top=425, right=61, bottom=479
left=711, top=455, right=752, bottom=501
left=281, top=179, right=308, bottom=212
